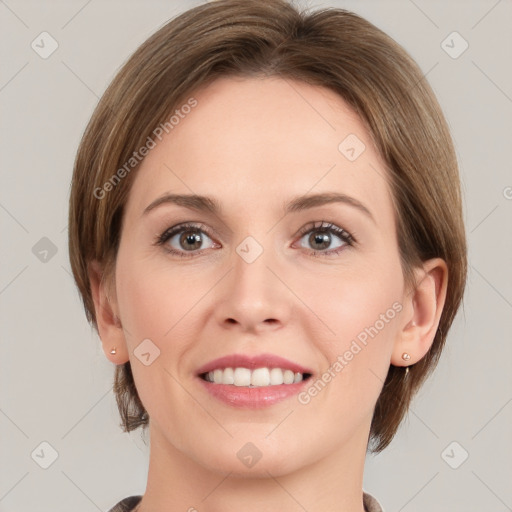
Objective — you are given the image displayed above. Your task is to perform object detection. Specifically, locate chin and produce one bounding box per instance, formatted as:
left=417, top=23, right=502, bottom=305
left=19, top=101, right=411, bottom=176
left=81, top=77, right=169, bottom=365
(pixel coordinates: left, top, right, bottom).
left=193, top=436, right=311, bottom=478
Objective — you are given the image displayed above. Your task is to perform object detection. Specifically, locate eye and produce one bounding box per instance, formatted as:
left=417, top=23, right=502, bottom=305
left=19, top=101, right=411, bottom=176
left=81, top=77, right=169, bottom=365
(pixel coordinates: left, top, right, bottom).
left=295, top=221, right=355, bottom=257
left=155, top=220, right=355, bottom=259
left=155, top=222, right=218, bottom=258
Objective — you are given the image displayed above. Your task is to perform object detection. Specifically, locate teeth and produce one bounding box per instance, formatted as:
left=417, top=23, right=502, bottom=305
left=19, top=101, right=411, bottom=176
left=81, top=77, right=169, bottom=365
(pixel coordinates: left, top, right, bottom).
left=213, top=369, right=223, bottom=383
left=269, top=367, right=284, bottom=385
left=251, top=367, right=270, bottom=386
left=234, top=367, right=251, bottom=386
left=222, top=367, right=234, bottom=384
left=283, top=369, right=295, bottom=384
left=204, top=367, right=305, bottom=387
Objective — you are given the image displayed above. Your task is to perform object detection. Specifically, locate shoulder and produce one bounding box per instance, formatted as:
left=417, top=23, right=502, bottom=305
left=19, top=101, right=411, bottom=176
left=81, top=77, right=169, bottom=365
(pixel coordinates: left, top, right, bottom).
left=363, top=490, right=384, bottom=512
left=107, top=495, right=143, bottom=512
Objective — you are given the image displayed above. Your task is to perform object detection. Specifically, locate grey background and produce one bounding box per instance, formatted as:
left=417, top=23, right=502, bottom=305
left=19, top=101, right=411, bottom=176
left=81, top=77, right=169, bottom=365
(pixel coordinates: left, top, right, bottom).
left=1, top=0, right=511, bottom=511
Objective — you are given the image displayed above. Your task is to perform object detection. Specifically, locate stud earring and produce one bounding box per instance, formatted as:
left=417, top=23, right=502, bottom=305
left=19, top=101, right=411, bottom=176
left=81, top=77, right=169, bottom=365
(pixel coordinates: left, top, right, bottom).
left=110, top=347, right=117, bottom=355
left=402, top=352, right=411, bottom=377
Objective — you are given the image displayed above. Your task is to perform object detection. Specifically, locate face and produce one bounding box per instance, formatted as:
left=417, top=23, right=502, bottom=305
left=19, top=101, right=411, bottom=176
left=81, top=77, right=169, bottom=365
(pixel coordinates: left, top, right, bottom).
left=111, top=76, right=407, bottom=476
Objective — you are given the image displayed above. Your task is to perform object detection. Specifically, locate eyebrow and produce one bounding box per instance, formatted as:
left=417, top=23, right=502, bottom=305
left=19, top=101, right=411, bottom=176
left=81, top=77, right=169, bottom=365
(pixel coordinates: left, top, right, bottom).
left=143, top=192, right=375, bottom=224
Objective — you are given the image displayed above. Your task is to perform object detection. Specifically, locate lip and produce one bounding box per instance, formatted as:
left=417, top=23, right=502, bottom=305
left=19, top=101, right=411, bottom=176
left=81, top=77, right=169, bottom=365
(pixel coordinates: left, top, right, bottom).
left=195, top=353, right=314, bottom=375
left=197, top=378, right=310, bottom=409
left=195, top=353, right=314, bottom=409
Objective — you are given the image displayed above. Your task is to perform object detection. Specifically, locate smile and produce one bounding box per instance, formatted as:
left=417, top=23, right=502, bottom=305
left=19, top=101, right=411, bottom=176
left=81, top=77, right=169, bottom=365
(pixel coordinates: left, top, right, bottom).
left=195, top=353, right=314, bottom=408
left=200, top=367, right=311, bottom=387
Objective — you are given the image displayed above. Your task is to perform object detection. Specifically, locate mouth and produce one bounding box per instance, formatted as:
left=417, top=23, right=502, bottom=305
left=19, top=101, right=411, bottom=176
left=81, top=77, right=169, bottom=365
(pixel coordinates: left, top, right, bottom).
left=195, top=352, right=314, bottom=386
left=195, top=353, right=314, bottom=408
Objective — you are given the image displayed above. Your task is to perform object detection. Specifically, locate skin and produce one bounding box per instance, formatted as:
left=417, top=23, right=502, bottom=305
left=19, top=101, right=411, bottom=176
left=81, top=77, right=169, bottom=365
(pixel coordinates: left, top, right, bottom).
left=89, top=76, right=448, bottom=512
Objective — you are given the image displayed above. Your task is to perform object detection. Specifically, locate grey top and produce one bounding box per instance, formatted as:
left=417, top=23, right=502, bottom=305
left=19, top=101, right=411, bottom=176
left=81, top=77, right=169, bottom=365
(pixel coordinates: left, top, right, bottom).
left=108, top=491, right=383, bottom=511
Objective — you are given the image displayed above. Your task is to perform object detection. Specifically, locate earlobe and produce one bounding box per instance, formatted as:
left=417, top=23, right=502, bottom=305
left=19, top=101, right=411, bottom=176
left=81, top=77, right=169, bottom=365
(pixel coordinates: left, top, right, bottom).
left=88, top=260, right=129, bottom=364
left=392, top=258, right=448, bottom=367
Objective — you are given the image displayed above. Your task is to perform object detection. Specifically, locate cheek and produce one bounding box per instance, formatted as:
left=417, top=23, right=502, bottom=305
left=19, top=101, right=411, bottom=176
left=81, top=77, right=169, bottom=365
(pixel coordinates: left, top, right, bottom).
left=115, top=256, right=197, bottom=423
left=309, top=258, right=402, bottom=342
left=115, top=253, right=206, bottom=386
left=116, top=255, right=182, bottom=341
left=304, top=251, right=404, bottom=390
left=334, top=280, right=400, bottom=347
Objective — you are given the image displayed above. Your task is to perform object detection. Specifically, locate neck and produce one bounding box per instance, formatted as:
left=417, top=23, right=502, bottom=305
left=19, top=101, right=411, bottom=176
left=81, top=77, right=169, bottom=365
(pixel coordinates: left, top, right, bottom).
left=137, top=422, right=369, bottom=512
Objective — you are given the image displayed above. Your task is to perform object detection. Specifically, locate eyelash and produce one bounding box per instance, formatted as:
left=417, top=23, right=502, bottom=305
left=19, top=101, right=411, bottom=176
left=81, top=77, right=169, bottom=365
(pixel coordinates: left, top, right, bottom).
left=154, top=220, right=356, bottom=259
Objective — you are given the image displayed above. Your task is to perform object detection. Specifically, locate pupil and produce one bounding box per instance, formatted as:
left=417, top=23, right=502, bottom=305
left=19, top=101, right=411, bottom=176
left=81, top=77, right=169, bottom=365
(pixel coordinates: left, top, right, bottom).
left=181, top=231, right=202, bottom=250
left=311, top=231, right=330, bottom=250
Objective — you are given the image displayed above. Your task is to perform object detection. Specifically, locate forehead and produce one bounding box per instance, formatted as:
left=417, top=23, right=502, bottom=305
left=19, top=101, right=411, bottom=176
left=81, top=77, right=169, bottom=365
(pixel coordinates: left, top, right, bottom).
left=126, top=76, right=392, bottom=221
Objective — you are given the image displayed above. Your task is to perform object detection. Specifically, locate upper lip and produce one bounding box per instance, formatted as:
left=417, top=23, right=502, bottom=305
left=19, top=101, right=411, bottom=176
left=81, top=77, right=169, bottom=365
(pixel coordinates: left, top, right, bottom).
left=196, top=353, right=314, bottom=376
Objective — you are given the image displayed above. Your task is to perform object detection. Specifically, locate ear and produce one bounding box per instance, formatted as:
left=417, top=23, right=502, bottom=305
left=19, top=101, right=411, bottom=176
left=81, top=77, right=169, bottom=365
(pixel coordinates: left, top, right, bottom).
left=391, top=257, right=448, bottom=367
left=88, top=259, right=129, bottom=365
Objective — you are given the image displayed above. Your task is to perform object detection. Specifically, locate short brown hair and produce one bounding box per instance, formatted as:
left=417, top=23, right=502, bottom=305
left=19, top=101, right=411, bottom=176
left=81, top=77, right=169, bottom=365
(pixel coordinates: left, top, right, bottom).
left=68, top=0, right=467, bottom=453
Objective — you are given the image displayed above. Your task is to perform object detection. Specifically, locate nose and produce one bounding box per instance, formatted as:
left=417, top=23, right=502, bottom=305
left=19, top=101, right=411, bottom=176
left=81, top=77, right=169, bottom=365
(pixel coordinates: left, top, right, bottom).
left=214, top=239, right=292, bottom=334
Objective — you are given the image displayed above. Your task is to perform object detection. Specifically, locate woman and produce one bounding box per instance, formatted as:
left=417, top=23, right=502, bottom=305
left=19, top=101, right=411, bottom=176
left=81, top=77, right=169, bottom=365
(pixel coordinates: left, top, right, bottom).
left=67, top=1, right=467, bottom=510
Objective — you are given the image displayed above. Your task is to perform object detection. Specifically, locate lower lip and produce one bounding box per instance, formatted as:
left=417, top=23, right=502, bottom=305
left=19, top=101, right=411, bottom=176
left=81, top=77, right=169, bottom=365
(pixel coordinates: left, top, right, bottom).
left=197, top=376, right=310, bottom=408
